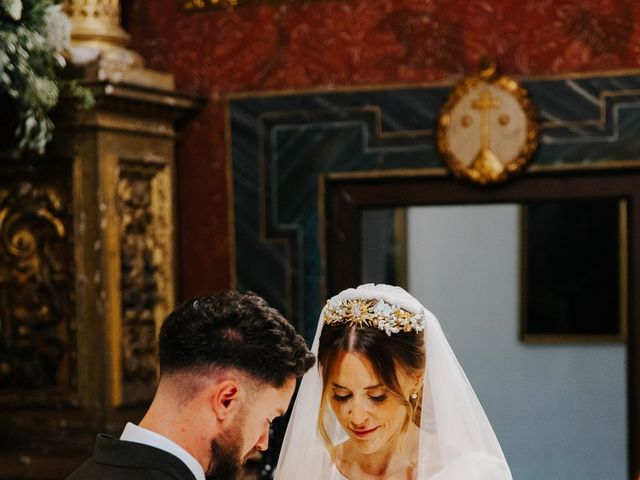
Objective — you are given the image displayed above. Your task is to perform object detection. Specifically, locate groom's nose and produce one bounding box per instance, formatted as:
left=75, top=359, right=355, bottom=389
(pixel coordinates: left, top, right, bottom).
left=255, top=422, right=270, bottom=452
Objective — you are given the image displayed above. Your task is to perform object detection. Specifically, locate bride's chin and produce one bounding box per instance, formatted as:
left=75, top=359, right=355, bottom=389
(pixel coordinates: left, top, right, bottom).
left=347, top=436, right=386, bottom=455
left=348, top=427, right=413, bottom=457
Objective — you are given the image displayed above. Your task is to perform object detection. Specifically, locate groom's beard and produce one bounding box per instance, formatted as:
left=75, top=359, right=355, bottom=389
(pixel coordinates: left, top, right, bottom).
left=207, top=422, right=244, bottom=480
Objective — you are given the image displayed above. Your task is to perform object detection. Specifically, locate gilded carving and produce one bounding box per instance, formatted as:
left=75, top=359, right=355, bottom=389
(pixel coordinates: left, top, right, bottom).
left=0, top=182, right=73, bottom=391
left=62, top=0, right=129, bottom=48
left=150, top=165, right=174, bottom=332
left=117, top=164, right=159, bottom=387
left=182, top=0, right=238, bottom=10
left=116, top=160, right=174, bottom=403
left=63, top=0, right=121, bottom=25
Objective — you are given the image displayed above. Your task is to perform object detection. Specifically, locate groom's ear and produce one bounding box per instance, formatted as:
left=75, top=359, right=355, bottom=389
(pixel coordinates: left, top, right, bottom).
left=209, top=380, right=242, bottom=420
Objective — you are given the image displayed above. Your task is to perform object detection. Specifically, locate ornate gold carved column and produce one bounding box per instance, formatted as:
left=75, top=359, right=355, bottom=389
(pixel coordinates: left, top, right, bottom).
left=63, top=0, right=131, bottom=51
left=0, top=4, right=203, bottom=479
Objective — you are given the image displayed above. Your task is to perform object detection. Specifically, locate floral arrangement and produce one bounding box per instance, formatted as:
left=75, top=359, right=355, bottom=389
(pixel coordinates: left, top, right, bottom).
left=0, top=0, right=92, bottom=154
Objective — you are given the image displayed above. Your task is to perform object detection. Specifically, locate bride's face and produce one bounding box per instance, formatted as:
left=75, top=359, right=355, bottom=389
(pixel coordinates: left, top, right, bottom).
left=328, top=352, right=409, bottom=455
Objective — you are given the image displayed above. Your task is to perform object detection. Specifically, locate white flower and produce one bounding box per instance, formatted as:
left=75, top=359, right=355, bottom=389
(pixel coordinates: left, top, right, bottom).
left=373, top=299, right=393, bottom=317
left=44, top=4, right=71, bottom=54
left=2, top=0, right=22, bottom=21
left=29, top=76, right=59, bottom=109
left=327, top=298, right=340, bottom=309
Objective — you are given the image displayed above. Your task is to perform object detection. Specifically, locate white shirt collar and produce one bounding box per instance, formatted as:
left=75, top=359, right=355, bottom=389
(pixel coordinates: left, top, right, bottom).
left=120, top=422, right=206, bottom=480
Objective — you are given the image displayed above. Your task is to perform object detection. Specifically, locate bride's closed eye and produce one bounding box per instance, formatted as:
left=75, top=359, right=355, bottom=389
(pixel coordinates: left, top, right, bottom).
left=332, top=392, right=388, bottom=403
left=369, top=394, right=387, bottom=403
left=332, top=393, right=352, bottom=402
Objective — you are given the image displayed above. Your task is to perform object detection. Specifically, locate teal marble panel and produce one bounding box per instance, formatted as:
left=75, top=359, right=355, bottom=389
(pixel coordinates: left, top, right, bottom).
left=230, top=72, right=640, bottom=342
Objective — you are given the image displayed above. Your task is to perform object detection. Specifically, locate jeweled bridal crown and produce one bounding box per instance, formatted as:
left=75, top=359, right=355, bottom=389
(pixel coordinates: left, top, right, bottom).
left=322, top=298, right=426, bottom=336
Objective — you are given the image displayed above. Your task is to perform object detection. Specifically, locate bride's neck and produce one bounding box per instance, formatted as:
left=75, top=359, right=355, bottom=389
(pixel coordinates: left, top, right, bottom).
left=353, top=447, right=393, bottom=477
left=341, top=424, right=419, bottom=478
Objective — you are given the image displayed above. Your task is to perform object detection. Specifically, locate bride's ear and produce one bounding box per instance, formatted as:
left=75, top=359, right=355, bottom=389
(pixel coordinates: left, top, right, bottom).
left=410, top=372, right=424, bottom=396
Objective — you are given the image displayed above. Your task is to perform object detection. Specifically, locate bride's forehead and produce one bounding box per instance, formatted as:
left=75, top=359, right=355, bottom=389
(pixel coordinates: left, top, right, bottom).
left=330, top=352, right=380, bottom=385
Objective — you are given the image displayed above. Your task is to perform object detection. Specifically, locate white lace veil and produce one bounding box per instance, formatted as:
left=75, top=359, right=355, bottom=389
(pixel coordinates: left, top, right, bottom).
left=275, top=284, right=512, bottom=480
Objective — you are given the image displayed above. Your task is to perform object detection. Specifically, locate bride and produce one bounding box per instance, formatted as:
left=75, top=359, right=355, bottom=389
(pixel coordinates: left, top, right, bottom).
left=275, top=284, right=512, bottom=479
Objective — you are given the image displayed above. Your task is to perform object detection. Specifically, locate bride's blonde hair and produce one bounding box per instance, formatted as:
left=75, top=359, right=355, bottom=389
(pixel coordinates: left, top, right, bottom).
left=316, top=322, right=425, bottom=458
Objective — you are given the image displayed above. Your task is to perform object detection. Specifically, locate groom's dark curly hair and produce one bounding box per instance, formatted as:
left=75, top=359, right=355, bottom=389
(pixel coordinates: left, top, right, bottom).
left=159, top=290, right=315, bottom=387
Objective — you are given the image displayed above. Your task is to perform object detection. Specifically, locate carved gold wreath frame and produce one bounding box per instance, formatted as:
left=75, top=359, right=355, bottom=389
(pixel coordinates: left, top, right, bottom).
left=437, top=66, right=539, bottom=185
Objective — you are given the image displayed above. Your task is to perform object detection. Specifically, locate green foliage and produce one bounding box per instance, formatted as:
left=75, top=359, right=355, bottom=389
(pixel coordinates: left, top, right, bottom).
left=0, top=0, right=93, bottom=153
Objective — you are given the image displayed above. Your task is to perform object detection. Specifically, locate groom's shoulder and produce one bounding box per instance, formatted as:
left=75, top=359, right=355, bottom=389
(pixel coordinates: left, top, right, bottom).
left=66, top=434, right=194, bottom=480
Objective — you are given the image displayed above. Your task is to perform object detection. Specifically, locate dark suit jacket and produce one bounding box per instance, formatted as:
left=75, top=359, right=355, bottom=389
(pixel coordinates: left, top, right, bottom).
left=66, top=434, right=197, bottom=480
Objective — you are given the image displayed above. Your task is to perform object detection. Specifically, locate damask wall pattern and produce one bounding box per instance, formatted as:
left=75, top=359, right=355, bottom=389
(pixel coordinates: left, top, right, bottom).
left=126, top=0, right=640, bottom=296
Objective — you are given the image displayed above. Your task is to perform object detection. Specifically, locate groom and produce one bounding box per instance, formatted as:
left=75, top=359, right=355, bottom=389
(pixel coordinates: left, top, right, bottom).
left=66, top=290, right=315, bottom=480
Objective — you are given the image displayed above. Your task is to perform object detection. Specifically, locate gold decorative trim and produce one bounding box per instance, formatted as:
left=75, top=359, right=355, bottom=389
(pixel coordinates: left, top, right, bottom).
left=224, top=68, right=640, bottom=102
left=224, top=77, right=462, bottom=102
left=527, top=159, right=640, bottom=172
left=326, top=168, right=448, bottom=180
left=254, top=106, right=433, bottom=139
left=102, top=153, right=122, bottom=407
left=321, top=159, right=640, bottom=183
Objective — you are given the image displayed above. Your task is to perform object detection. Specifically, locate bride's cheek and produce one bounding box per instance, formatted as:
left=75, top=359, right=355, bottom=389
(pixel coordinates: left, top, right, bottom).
left=331, top=400, right=347, bottom=421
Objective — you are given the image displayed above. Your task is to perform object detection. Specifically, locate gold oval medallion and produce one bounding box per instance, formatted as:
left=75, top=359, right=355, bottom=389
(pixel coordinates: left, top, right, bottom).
left=437, top=66, right=538, bottom=185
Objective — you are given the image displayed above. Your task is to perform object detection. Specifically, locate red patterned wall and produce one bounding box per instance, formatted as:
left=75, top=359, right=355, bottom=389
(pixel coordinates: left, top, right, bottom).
left=125, top=0, right=640, bottom=298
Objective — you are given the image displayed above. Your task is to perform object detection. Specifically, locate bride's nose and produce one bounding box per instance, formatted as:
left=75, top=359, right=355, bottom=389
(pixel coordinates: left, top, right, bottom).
left=349, top=397, right=369, bottom=425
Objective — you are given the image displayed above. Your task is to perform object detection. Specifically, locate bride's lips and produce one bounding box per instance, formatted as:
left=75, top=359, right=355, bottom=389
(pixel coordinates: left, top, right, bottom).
left=350, top=426, right=379, bottom=438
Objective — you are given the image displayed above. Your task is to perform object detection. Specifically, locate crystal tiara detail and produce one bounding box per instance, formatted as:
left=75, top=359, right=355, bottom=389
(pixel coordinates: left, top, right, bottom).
left=322, top=298, right=426, bottom=336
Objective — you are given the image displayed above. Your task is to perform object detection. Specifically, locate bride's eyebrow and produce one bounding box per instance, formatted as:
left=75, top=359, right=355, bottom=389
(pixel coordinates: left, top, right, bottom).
left=331, top=382, right=382, bottom=390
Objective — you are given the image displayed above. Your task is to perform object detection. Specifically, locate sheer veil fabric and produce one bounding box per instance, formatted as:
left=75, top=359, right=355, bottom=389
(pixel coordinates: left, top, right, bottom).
left=274, top=284, right=512, bottom=480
